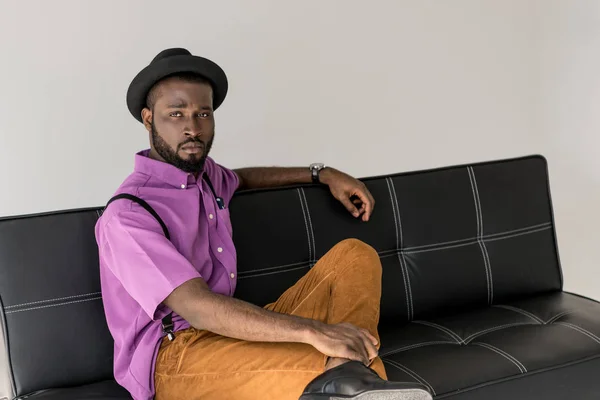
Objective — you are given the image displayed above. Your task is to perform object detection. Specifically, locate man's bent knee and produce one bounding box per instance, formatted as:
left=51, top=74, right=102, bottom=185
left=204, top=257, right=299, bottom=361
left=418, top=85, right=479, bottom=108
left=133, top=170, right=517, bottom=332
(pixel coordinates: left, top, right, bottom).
left=334, top=239, right=381, bottom=269
left=335, top=238, right=378, bottom=257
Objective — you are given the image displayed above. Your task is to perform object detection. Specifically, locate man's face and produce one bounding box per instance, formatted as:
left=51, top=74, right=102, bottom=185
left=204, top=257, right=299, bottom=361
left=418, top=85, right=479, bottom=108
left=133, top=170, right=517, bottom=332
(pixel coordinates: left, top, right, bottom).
left=142, top=77, right=215, bottom=173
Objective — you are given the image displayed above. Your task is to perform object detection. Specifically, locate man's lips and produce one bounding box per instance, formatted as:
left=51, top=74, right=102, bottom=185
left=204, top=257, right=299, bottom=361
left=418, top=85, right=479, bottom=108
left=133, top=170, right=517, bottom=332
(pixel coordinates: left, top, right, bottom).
left=181, top=143, right=204, bottom=154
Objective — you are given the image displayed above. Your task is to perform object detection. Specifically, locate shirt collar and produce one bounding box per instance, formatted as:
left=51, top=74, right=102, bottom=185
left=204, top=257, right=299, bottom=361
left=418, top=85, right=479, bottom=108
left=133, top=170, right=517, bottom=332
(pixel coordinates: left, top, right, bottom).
left=134, top=149, right=203, bottom=188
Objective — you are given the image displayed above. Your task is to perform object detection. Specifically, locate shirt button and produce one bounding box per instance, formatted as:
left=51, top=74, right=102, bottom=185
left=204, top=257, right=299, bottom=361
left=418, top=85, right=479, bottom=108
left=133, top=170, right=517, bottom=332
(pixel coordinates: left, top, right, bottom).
left=209, top=214, right=214, bottom=220
left=230, top=273, right=235, bottom=279
left=180, top=184, right=186, bottom=189
left=217, top=247, right=223, bottom=253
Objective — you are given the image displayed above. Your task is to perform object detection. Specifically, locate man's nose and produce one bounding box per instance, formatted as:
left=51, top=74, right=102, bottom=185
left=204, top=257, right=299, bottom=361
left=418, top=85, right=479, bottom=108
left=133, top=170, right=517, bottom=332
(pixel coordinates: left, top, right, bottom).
left=184, top=118, right=203, bottom=137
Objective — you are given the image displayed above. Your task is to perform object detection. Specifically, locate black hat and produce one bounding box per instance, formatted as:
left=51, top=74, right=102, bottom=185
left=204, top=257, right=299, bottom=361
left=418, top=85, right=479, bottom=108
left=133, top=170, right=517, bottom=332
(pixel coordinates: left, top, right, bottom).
left=126, top=48, right=228, bottom=123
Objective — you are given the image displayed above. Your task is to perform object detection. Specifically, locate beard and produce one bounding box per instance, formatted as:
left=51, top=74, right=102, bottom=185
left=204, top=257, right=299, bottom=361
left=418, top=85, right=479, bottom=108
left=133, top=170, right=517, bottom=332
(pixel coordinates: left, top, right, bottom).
left=151, top=120, right=213, bottom=174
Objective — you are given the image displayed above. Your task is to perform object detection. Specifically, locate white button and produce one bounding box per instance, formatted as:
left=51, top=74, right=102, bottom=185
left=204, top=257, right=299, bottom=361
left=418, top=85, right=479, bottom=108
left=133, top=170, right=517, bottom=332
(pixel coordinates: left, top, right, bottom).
left=230, top=273, right=235, bottom=279
left=180, top=184, right=186, bottom=189
left=209, top=214, right=214, bottom=220
left=217, top=247, right=223, bottom=253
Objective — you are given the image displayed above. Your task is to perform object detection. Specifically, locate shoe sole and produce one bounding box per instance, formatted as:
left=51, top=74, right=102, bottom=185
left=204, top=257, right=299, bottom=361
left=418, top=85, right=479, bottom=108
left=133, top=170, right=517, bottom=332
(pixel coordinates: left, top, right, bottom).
left=300, top=388, right=433, bottom=400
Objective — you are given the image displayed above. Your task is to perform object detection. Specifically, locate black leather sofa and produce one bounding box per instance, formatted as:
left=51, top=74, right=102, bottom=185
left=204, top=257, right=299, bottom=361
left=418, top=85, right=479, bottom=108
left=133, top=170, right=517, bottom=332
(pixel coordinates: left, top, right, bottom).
left=0, top=155, right=599, bottom=400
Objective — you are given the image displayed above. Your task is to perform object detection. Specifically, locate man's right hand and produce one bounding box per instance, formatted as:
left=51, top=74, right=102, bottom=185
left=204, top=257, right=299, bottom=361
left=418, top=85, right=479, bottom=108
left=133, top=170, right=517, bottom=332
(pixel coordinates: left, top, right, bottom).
left=306, top=321, right=379, bottom=366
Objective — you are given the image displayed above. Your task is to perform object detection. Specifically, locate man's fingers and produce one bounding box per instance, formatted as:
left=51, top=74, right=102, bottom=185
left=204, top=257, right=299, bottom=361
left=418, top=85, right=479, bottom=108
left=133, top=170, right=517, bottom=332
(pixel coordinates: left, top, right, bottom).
left=360, top=328, right=379, bottom=346
left=358, top=332, right=378, bottom=360
left=340, top=196, right=360, bottom=218
left=353, top=339, right=370, bottom=365
left=353, top=190, right=373, bottom=221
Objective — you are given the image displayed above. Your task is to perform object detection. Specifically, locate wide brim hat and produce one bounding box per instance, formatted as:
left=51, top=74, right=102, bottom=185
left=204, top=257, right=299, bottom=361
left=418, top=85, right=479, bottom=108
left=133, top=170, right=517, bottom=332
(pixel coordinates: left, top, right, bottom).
left=126, top=48, right=228, bottom=123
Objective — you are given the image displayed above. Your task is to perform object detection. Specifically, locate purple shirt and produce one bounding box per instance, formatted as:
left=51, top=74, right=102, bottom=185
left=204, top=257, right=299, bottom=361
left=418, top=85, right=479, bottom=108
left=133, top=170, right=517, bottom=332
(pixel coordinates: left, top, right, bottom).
left=95, top=150, right=239, bottom=400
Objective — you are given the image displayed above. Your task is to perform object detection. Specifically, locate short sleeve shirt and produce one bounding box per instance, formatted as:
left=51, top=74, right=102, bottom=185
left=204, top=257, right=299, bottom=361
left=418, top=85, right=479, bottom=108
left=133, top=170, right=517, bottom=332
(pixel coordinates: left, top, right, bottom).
left=95, top=150, right=239, bottom=400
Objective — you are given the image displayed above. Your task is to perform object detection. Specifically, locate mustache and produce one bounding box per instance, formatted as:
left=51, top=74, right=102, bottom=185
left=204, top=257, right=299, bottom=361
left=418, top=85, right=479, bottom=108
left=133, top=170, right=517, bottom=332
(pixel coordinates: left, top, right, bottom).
left=178, top=139, right=205, bottom=150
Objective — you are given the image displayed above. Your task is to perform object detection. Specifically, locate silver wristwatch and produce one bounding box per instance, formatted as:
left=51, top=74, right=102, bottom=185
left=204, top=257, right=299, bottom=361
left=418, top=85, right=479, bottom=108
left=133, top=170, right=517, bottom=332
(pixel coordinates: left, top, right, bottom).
left=309, top=163, right=325, bottom=183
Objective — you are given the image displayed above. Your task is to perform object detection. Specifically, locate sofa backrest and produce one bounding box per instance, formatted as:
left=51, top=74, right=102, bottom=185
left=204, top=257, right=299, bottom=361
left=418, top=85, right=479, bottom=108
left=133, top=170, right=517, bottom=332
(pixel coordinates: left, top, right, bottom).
left=0, top=155, right=563, bottom=397
left=231, top=155, right=563, bottom=321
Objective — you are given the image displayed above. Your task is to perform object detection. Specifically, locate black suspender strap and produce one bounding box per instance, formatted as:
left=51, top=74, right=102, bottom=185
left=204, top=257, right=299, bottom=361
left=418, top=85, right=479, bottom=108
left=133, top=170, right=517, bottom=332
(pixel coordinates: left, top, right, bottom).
left=106, top=194, right=171, bottom=240
left=202, top=174, right=225, bottom=209
left=105, top=194, right=175, bottom=340
left=104, top=173, right=224, bottom=342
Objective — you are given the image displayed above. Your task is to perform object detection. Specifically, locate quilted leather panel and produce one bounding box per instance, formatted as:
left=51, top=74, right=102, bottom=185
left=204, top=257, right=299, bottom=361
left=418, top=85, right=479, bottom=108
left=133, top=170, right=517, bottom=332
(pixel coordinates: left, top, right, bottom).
left=378, top=292, right=600, bottom=397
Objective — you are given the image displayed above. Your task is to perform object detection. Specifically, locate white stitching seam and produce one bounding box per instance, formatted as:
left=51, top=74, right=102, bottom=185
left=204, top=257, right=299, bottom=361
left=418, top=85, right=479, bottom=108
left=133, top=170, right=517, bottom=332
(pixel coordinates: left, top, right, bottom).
left=296, top=189, right=313, bottom=266
left=389, top=178, right=414, bottom=320
left=412, top=320, right=464, bottom=343
left=469, top=167, right=494, bottom=305
left=554, top=322, right=600, bottom=344
left=468, top=166, right=493, bottom=305
left=235, top=222, right=552, bottom=279
left=386, top=178, right=400, bottom=249
left=382, top=358, right=436, bottom=396
left=379, top=225, right=553, bottom=255
left=484, top=222, right=552, bottom=238
left=376, top=222, right=553, bottom=254
left=471, top=342, right=527, bottom=373
left=300, top=188, right=316, bottom=267
left=464, top=322, right=536, bottom=343
left=238, top=264, right=310, bottom=279
left=546, top=310, right=576, bottom=324
left=5, top=296, right=103, bottom=314
left=238, top=260, right=310, bottom=275
left=5, top=292, right=102, bottom=309
left=484, top=226, right=553, bottom=243
left=494, top=305, right=544, bottom=324
left=386, top=178, right=411, bottom=321
left=379, top=341, right=458, bottom=357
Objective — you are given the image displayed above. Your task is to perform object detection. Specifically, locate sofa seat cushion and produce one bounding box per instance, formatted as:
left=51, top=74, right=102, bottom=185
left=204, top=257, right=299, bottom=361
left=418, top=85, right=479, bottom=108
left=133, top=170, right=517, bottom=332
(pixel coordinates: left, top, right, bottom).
left=378, top=292, right=600, bottom=397
left=20, top=380, right=130, bottom=399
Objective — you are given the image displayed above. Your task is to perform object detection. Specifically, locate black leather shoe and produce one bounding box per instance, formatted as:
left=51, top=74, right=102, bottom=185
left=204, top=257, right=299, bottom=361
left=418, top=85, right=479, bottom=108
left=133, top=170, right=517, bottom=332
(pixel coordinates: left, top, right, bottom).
left=298, top=361, right=433, bottom=400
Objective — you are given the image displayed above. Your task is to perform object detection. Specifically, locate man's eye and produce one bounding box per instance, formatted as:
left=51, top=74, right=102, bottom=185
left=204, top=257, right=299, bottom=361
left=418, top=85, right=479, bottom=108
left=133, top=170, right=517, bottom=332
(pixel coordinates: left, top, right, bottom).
left=198, top=112, right=210, bottom=118
left=169, top=112, right=182, bottom=117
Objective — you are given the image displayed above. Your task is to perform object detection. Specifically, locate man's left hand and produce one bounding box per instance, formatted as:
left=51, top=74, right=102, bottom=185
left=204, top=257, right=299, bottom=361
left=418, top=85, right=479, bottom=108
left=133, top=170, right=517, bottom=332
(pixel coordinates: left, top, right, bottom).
left=320, top=168, right=375, bottom=222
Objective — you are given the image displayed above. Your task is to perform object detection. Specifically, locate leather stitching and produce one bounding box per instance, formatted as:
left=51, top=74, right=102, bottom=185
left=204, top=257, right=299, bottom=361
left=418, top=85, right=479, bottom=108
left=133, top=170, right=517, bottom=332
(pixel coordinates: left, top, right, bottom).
left=297, top=189, right=313, bottom=266
left=382, top=358, right=437, bottom=396
left=5, top=292, right=102, bottom=309
left=381, top=225, right=553, bottom=255
left=237, top=264, right=310, bottom=279
left=378, top=222, right=552, bottom=254
left=412, top=320, right=464, bottom=343
left=433, top=353, right=600, bottom=399
left=468, top=166, right=493, bottom=305
left=554, top=322, right=600, bottom=344
left=5, top=296, right=102, bottom=314
left=379, top=341, right=458, bottom=357
left=471, top=342, right=527, bottom=373
left=389, top=178, right=414, bottom=320
left=387, top=177, right=411, bottom=320
left=484, top=225, right=554, bottom=243
left=300, top=188, right=316, bottom=267
left=389, top=178, right=415, bottom=320
left=494, top=305, right=544, bottom=324
left=546, top=310, right=576, bottom=324
left=464, top=322, right=538, bottom=343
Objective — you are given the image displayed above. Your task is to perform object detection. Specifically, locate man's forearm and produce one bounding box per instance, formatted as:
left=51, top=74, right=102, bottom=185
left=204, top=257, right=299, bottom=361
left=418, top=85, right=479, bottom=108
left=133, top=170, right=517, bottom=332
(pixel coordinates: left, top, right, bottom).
left=234, top=167, right=334, bottom=190
left=181, top=282, right=317, bottom=343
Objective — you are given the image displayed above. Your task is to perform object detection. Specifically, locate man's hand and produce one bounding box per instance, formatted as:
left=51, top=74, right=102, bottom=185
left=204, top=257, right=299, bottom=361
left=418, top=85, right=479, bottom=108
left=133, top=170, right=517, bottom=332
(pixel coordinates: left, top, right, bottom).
left=306, top=321, right=379, bottom=366
left=320, top=168, right=376, bottom=222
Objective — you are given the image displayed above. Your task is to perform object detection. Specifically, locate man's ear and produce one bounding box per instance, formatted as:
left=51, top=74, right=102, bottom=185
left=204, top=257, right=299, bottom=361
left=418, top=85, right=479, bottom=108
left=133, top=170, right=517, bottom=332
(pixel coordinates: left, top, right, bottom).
left=141, top=108, right=153, bottom=132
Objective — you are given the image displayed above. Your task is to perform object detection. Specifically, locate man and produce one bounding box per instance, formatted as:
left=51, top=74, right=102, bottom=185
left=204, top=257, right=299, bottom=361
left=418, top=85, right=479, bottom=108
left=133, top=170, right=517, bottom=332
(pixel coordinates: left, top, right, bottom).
left=95, top=48, right=432, bottom=400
